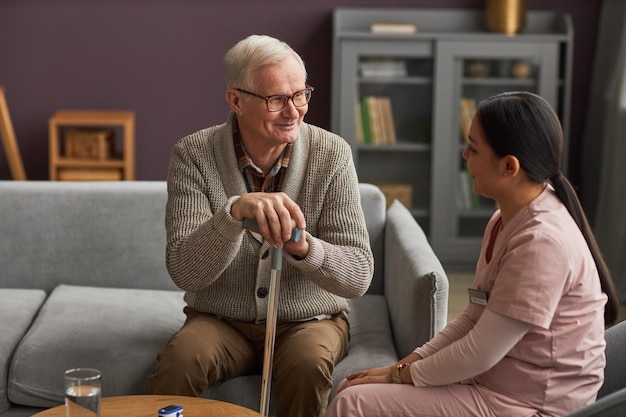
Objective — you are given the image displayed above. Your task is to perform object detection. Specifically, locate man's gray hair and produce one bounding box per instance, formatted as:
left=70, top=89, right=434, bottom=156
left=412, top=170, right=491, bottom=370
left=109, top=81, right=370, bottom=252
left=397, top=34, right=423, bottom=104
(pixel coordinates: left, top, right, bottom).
left=224, top=34, right=307, bottom=90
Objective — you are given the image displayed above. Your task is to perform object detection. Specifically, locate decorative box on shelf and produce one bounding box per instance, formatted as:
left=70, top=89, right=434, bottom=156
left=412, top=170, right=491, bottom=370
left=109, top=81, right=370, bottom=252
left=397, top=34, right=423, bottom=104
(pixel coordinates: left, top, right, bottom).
left=374, top=182, right=413, bottom=209
left=64, top=129, right=115, bottom=160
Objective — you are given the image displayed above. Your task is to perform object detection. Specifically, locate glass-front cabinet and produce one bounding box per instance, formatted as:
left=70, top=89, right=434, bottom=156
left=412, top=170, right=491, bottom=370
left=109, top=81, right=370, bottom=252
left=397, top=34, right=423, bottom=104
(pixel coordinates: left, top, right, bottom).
left=332, top=8, right=573, bottom=268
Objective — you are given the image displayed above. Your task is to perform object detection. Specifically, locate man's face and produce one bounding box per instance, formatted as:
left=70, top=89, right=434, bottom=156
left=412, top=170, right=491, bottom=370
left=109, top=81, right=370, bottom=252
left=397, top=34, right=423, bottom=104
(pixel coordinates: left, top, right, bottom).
left=236, top=55, right=308, bottom=148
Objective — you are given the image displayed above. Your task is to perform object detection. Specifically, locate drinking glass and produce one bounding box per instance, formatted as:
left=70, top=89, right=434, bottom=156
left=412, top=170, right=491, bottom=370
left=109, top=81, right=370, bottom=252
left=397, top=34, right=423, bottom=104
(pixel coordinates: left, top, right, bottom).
left=64, top=368, right=101, bottom=417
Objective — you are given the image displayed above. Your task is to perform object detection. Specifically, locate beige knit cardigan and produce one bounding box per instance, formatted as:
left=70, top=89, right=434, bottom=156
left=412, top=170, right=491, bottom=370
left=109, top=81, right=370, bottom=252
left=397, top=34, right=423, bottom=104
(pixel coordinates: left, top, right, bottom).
left=165, top=113, right=374, bottom=322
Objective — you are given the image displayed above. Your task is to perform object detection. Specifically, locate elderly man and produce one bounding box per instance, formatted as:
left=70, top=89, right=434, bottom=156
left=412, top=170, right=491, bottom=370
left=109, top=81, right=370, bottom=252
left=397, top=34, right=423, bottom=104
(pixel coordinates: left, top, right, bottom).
left=149, top=34, right=374, bottom=417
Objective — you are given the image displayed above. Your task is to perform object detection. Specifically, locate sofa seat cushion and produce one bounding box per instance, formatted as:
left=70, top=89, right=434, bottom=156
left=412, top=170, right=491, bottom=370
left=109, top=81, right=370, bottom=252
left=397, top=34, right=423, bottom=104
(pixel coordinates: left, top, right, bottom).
left=203, top=293, right=398, bottom=412
left=333, top=294, right=398, bottom=393
left=8, top=285, right=185, bottom=408
left=0, top=289, right=47, bottom=413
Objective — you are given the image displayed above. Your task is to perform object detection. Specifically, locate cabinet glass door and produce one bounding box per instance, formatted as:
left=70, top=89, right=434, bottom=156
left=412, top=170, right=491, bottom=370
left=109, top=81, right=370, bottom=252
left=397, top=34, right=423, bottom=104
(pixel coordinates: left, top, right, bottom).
left=336, top=40, right=434, bottom=229
left=431, top=40, right=560, bottom=265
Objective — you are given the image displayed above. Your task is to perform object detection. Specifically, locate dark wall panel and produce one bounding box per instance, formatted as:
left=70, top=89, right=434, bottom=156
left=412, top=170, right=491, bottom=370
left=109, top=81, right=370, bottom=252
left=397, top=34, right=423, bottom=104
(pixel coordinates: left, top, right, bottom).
left=0, top=0, right=600, bottom=181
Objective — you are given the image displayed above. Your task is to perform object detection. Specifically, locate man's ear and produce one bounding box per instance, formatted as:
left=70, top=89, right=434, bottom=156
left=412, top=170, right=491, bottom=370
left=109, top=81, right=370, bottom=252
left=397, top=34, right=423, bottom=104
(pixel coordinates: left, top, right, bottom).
left=225, top=89, right=243, bottom=114
left=502, top=155, right=521, bottom=177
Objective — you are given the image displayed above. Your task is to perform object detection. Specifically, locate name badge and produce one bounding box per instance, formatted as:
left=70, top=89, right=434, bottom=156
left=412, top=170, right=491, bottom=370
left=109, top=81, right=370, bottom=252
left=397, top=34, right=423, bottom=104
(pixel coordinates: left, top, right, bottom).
left=468, top=288, right=489, bottom=306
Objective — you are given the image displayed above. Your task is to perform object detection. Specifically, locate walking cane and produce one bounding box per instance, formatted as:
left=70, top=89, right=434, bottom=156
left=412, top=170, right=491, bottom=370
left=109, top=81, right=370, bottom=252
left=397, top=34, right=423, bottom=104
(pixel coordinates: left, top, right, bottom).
left=243, top=219, right=301, bottom=417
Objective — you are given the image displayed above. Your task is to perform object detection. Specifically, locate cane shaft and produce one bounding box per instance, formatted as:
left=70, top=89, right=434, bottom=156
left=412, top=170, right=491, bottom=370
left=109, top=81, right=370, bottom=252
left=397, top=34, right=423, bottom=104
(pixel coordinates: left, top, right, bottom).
left=260, top=247, right=283, bottom=416
left=243, top=216, right=300, bottom=416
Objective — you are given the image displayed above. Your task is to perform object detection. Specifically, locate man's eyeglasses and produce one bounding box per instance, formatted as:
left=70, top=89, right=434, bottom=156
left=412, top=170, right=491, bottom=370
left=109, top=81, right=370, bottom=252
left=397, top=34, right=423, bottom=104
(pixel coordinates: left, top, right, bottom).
left=236, top=86, right=314, bottom=112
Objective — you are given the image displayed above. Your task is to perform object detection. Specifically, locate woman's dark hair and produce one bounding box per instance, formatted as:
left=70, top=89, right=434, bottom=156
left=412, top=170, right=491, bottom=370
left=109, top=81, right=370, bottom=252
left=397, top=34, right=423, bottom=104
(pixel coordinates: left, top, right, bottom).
left=476, top=91, right=619, bottom=326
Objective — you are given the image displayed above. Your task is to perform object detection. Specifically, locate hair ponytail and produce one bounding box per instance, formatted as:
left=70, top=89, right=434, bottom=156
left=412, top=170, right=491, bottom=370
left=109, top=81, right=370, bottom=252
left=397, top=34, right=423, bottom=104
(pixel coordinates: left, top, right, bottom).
left=552, top=173, right=619, bottom=326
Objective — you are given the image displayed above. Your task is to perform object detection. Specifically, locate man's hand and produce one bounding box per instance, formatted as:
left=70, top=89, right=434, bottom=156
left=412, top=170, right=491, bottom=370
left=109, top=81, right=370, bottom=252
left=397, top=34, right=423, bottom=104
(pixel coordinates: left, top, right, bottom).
left=232, top=192, right=307, bottom=253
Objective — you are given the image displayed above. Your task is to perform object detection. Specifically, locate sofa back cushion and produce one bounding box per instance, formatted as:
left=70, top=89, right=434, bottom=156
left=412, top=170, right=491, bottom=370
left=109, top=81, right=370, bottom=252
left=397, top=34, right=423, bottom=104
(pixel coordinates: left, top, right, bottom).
left=0, top=181, right=175, bottom=292
left=0, top=181, right=386, bottom=295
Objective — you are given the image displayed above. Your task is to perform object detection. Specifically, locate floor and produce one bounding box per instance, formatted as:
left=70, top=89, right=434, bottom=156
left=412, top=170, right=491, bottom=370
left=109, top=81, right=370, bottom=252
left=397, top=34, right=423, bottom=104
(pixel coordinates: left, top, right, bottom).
left=446, top=271, right=626, bottom=324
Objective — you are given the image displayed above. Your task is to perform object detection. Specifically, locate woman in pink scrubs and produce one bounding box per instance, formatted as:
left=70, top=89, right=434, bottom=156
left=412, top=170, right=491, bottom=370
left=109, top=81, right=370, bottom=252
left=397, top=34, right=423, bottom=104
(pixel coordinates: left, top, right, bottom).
left=324, top=91, right=620, bottom=417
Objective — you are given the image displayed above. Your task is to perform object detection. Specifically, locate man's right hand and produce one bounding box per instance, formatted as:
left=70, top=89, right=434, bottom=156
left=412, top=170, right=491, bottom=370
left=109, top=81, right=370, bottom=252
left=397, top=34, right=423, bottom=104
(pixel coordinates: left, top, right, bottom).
left=231, top=192, right=306, bottom=248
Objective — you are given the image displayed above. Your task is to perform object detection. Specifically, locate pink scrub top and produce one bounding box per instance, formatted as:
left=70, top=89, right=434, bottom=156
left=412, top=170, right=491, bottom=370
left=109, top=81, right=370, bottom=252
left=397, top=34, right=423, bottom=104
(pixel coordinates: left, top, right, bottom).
left=470, top=187, right=607, bottom=416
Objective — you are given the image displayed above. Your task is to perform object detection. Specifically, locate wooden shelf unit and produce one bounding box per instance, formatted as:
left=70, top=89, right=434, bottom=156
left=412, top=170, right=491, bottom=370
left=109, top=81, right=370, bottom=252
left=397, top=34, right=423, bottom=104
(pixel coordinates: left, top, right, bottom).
left=49, top=110, right=135, bottom=180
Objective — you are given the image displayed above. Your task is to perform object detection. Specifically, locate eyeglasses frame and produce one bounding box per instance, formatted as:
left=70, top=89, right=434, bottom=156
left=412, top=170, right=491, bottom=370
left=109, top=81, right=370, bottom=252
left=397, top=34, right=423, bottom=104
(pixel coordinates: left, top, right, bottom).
left=235, top=86, right=315, bottom=112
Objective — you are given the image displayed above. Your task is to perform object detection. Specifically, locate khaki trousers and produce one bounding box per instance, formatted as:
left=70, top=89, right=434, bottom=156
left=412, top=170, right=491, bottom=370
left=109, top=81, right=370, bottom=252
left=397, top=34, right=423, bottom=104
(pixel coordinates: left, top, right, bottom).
left=149, top=307, right=350, bottom=417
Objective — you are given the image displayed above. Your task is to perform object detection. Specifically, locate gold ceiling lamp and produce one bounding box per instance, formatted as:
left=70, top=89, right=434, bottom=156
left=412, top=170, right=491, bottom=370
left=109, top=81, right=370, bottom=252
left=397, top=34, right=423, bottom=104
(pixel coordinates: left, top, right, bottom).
left=485, top=0, right=527, bottom=35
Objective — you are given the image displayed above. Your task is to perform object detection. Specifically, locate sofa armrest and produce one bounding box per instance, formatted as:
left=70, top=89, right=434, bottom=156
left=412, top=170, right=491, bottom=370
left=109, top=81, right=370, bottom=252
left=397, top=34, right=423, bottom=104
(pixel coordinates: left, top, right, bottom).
left=565, top=387, right=626, bottom=417
left=599, top=319, right=626, bottom=398
left=383, top=200, right=449, bottom=359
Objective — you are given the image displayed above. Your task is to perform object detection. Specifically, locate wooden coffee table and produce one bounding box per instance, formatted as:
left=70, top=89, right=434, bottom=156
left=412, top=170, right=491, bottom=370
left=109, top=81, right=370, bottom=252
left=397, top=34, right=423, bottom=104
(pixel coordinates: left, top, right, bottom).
left=33, top=394, right=263, bottom=417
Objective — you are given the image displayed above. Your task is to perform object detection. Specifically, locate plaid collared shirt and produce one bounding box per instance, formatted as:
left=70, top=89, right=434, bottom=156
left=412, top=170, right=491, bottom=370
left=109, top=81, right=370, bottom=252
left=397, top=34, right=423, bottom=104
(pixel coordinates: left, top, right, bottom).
left=233, top=116, right=292, bottom=192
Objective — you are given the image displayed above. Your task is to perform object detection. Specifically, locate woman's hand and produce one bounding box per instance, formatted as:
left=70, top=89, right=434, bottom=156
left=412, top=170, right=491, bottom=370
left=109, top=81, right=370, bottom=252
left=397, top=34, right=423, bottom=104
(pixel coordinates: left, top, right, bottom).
left=336, top=366, right=394, bottom=394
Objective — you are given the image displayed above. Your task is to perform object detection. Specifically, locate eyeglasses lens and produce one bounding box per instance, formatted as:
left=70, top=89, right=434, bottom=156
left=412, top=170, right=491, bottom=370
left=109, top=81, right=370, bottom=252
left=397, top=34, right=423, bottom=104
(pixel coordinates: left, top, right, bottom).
left=267, top=89, right=312, bottom=111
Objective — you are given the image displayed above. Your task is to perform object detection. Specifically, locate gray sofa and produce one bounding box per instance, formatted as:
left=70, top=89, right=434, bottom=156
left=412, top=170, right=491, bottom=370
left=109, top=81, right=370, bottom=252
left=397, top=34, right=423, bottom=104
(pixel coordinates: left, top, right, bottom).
left=0, top=181, right=449, bottom=416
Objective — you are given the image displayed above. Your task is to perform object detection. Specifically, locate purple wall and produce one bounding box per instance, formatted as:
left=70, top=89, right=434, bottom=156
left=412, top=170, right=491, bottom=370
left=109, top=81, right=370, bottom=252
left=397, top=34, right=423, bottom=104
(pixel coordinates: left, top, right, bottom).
left=0, top=0, right=600, bottom=183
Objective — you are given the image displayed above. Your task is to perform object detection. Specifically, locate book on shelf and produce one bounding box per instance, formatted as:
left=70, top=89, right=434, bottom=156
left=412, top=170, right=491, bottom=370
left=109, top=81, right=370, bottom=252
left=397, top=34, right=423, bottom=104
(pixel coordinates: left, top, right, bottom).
left=378, top=96, right=397, bottom=145
left=359, top=97, right=373, bottom=144
left=457, top=169, right=480, bottom=210
left=358, top=96, right=397, bottom=145
left=457, top=170, right=471, bottom=210
left=355, top=98, right=364, bottom=144
left=459, top=97, right=477, bottom=144
left=370, top=22, right=418, bottom=34
left=359, top=59, right=408, bottom=78
left=366, top=96, right=385, bottom=144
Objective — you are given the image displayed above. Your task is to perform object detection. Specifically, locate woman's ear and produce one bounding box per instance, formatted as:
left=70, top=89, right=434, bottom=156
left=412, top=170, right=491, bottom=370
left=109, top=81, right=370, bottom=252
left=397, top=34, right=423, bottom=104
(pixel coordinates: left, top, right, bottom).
left=502, top=155, right=521, bottom=178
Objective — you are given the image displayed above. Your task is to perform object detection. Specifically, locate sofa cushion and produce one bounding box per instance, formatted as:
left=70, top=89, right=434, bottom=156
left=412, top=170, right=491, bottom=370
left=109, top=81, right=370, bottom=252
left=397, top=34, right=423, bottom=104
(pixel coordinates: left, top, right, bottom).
left=8, top=285, right=185, bottom=408
left=0, top=289, right=46, bottom=413
left=0, top=181, right=175, bottom=292
left=332, top=294, right=397, bottom=394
